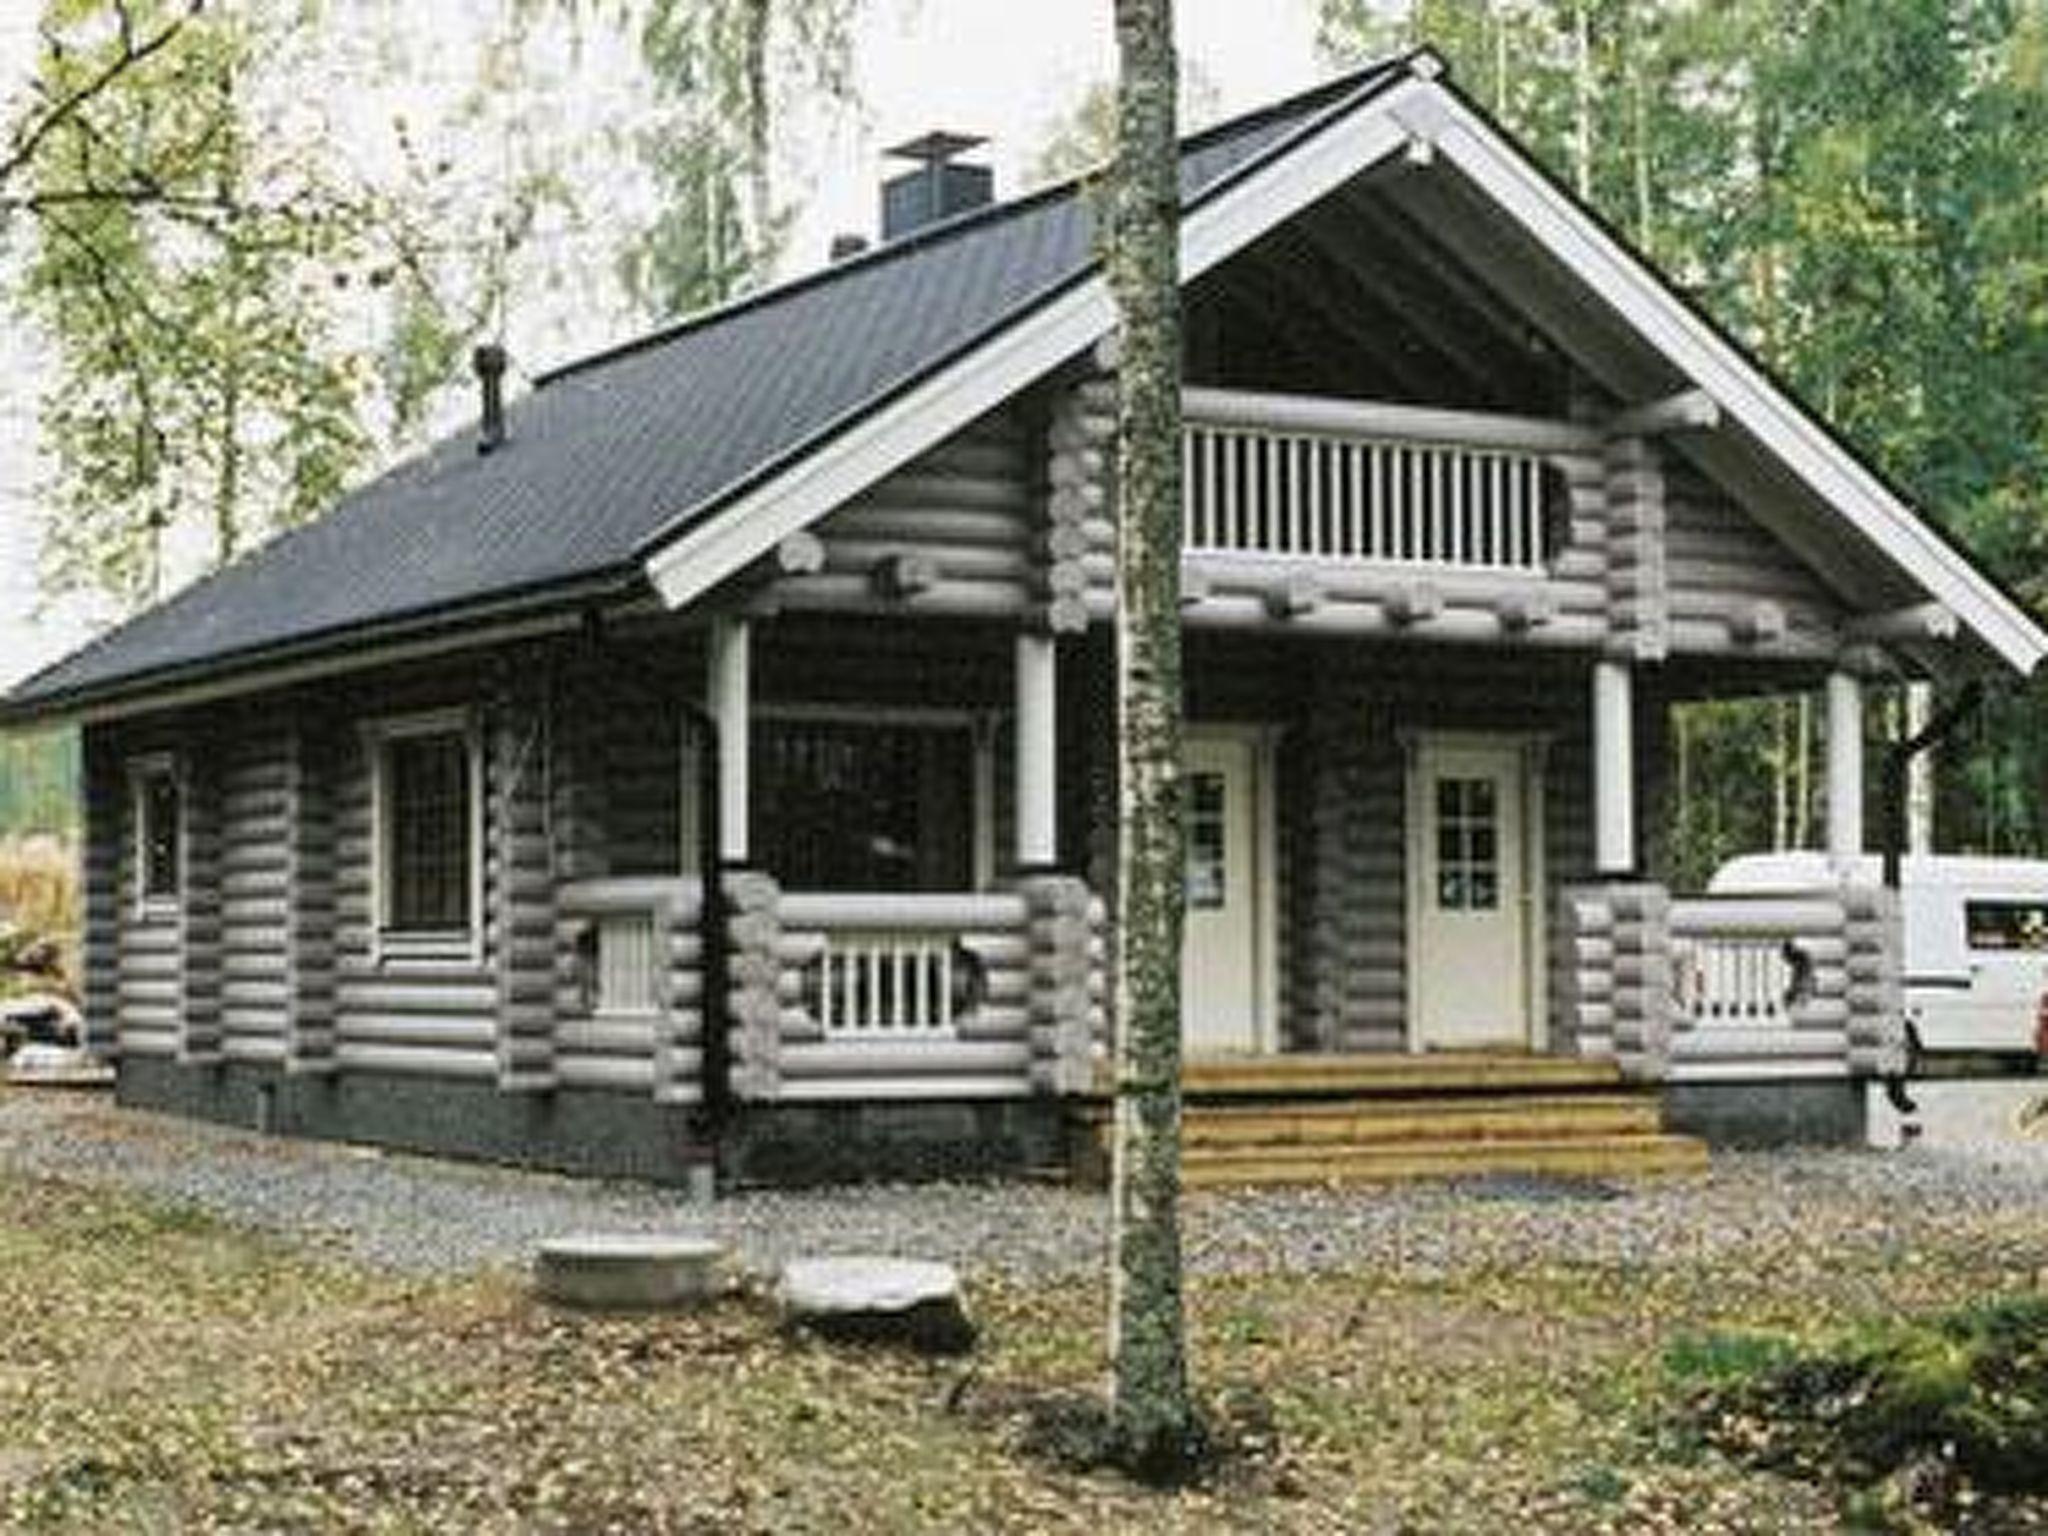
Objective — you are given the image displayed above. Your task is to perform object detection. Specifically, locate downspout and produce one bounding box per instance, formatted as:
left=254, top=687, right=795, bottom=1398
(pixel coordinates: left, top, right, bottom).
left=1880, top=679, right=1983, bottom=889
left=580, top=611, right=733, bottom=1189
left=1876, top=677, right=1985, bottom=1113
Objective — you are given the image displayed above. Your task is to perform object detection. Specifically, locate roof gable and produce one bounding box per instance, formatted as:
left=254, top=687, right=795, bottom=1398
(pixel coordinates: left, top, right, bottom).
left=1383, top=84, right=2046, bottom=674
left=633, top=63, right=2045, bottom=675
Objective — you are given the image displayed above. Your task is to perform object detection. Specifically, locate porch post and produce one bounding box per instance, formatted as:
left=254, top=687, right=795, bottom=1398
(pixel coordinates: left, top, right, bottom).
left=1827, top=669, right=1864, bottom=861
left=1593, top=658, right=1635, bottom=875
left=707, top=616, right=751, bottom=863
left=1016, top=630, right=1058, bottom=867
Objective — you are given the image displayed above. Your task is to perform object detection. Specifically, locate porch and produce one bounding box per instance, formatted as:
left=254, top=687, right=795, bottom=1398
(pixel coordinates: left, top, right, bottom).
left=526, top=377, right=1911, bottom=1135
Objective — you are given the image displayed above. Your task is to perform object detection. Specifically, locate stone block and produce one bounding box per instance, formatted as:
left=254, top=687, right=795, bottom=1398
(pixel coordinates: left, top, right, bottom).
left=778, top=1255, right=975, bottom=1355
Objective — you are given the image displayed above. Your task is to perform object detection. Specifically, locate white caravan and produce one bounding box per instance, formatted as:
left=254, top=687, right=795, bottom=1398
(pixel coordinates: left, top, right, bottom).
left=1708, top=852, right=2048, bottom=1058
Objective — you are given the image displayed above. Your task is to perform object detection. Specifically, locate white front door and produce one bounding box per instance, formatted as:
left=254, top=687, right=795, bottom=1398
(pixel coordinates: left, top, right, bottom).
left=1412, top=738, right=1532, bottom=1049
left=1182, top=731, right=1263, bottom=1053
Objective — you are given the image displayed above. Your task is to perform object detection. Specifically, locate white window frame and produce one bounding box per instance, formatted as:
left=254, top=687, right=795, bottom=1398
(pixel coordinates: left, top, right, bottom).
left=365, top=708, right=484, bottom=966
left=127, top=751, right=182, bottom=922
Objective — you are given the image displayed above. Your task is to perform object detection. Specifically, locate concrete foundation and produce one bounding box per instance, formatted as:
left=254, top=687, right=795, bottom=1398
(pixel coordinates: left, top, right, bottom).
left=115, top=1058, right=1067, bottom=1188
left=1662, top=1077, right=1869, bottom=1149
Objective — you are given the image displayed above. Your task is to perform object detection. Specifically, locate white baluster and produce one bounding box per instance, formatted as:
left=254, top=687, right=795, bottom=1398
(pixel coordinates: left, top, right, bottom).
left=1448, top=448, right=1467, bottom=564
left=1371, top=443, right=1388, bottom=558
left=1345, top=441, right=1364, bottom=557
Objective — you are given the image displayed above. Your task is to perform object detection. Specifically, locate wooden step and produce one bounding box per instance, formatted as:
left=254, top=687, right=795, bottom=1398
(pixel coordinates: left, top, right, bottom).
left=1169, top=1052, right=1627, bottom=1100
left=1176, top=1093, right=1664, bottom=1149
left=1179, top=1132, right=1710, bottom=1189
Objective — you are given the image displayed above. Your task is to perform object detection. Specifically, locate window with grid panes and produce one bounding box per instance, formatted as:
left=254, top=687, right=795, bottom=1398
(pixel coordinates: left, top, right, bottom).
left=384, top=731, right=473, bottom=931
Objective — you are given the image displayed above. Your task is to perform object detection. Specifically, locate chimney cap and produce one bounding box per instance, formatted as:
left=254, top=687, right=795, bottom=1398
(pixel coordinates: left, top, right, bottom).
left=883, top=130, right=986, bottom=165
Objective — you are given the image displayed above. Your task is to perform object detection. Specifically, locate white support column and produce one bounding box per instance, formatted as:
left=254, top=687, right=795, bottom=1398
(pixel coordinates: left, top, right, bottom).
left=1593, top=658, right=1635, bottom=875
left=707, top=617, right=751, bottom=863
left=1015, top=631, right=1057, bottom=868
left=1905, top=680, right=1934, bottom=855
left=1827, top=669, right=1865, bottom=861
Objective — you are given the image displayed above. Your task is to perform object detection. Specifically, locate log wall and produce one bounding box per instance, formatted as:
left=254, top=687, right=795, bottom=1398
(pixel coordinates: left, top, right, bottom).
left=769, top=407, right=1039, bottom=623
left=218, top=720, right=292, bottom=1066
left=79, top=731, right=122, bottom=1056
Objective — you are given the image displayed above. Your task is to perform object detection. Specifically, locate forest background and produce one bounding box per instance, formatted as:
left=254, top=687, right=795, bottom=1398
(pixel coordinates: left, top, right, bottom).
left=1, top=0, right=2044, bottom=894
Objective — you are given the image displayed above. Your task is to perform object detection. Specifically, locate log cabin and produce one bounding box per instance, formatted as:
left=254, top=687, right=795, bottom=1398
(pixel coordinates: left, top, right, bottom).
left=6, top=51, right=2043, bottom=1185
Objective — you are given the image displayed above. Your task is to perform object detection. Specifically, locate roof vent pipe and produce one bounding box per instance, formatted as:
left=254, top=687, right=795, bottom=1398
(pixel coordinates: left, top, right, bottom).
left=473, top=343, right=509, bottom=455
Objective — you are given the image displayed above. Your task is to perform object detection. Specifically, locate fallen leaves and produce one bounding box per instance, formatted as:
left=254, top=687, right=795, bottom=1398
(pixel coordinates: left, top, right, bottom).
left=0, top=1163, right=2046, bottom=1531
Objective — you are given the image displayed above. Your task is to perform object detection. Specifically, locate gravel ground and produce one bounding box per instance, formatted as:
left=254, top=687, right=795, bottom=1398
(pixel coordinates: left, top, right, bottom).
left=6, top=1085, right=2048, bottom=1282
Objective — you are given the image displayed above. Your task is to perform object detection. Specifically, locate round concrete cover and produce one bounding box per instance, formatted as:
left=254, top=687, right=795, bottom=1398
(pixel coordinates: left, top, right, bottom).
left=535, top=1233, right=730, bottom=1310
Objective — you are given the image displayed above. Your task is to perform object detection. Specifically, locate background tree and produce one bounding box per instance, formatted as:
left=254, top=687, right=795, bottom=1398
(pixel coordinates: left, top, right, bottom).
left=6, top=0, right=864, bottom=615
left=1107, top=0, right=1196, bottom=1480
left=0, top=0, right=204, bottom=210
left=1030, top=62, right=1219, bottom=189
left=623, top=0, right=858, bottom=316
left=19, top=0, right=373, bottom=606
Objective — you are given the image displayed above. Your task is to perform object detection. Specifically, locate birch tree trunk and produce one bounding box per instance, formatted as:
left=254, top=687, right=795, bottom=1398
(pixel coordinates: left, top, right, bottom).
left=1107, top=0, right=1195, bottom=1477
left=1571, top=0, right=1593, bottom=200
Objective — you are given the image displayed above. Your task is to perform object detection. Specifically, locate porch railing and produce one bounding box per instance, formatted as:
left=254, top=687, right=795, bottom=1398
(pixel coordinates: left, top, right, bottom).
left=553, top=876, right=1105, bottom=1104
left=778, top=893, right=1018, bottom=1040
left=1668, top=896, right=1846, bottom=1035
left=1183, top=426, right=1552, bottom=571
left=1177, top=388, right=1573, bottom=573
left=1555, top=882, right=1904, bottom=1081
left=593, top=910, right=662, bottom=1017
left=555, top=877, right=702, bottom=1101
left=807, top=928, right=966, bottom=1035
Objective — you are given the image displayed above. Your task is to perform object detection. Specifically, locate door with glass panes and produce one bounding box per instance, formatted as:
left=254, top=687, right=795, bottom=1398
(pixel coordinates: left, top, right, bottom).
left=1181, top=730, right=1263, bottom=1053
left=1411, top=737, right=1532, bottom=1048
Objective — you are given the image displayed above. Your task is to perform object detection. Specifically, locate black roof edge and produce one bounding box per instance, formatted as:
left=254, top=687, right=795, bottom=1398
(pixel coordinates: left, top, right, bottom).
left=0, top=569, right=646, bottom=728
left=1431, top=71, right=2046, bottom=657
left=534, top=52, right=1423, bottom=393
left=623, top=52, right=1426, bottom=565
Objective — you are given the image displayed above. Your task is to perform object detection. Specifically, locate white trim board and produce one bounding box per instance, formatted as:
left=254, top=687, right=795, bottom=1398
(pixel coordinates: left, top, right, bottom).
left=642, top=68, right=2045, bottom=677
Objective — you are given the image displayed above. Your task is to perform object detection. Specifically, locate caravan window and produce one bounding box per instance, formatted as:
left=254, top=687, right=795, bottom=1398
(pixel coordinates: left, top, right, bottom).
left=1964, top=901, right=2048, bottom=952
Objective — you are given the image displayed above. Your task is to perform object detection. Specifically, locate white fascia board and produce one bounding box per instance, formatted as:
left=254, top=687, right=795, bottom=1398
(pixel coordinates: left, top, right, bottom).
left=642, top=82, right=1425, bottom=612
left=1398, top=87, right=2048, bottom=676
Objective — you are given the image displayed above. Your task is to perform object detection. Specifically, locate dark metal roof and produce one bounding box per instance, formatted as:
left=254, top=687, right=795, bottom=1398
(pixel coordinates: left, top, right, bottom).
left=4, top=59, right=1410, bottom=717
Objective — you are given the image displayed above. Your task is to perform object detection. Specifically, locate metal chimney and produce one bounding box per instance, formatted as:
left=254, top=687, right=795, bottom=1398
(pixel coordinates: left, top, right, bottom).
left=880, top=132, right=992, bottom=241
left=473, top=343, right=508, bottom=455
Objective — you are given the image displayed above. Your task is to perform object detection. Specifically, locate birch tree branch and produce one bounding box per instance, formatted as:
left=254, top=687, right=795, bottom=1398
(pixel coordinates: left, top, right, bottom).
left=0, top=1, right=207, bottom=193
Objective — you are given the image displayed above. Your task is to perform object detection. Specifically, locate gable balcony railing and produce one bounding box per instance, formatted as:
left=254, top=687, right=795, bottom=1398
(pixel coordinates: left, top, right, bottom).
left=1175, top=388, right=1577, bottom=575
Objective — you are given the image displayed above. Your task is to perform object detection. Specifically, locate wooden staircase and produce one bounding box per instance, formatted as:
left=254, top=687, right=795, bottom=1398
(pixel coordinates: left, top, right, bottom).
left=1073, top=1053, right=1709, bottom=1188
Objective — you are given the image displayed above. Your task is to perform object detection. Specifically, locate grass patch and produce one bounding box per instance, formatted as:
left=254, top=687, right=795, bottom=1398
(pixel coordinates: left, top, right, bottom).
left=1674, top=1294, right=2048, bottom=1528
